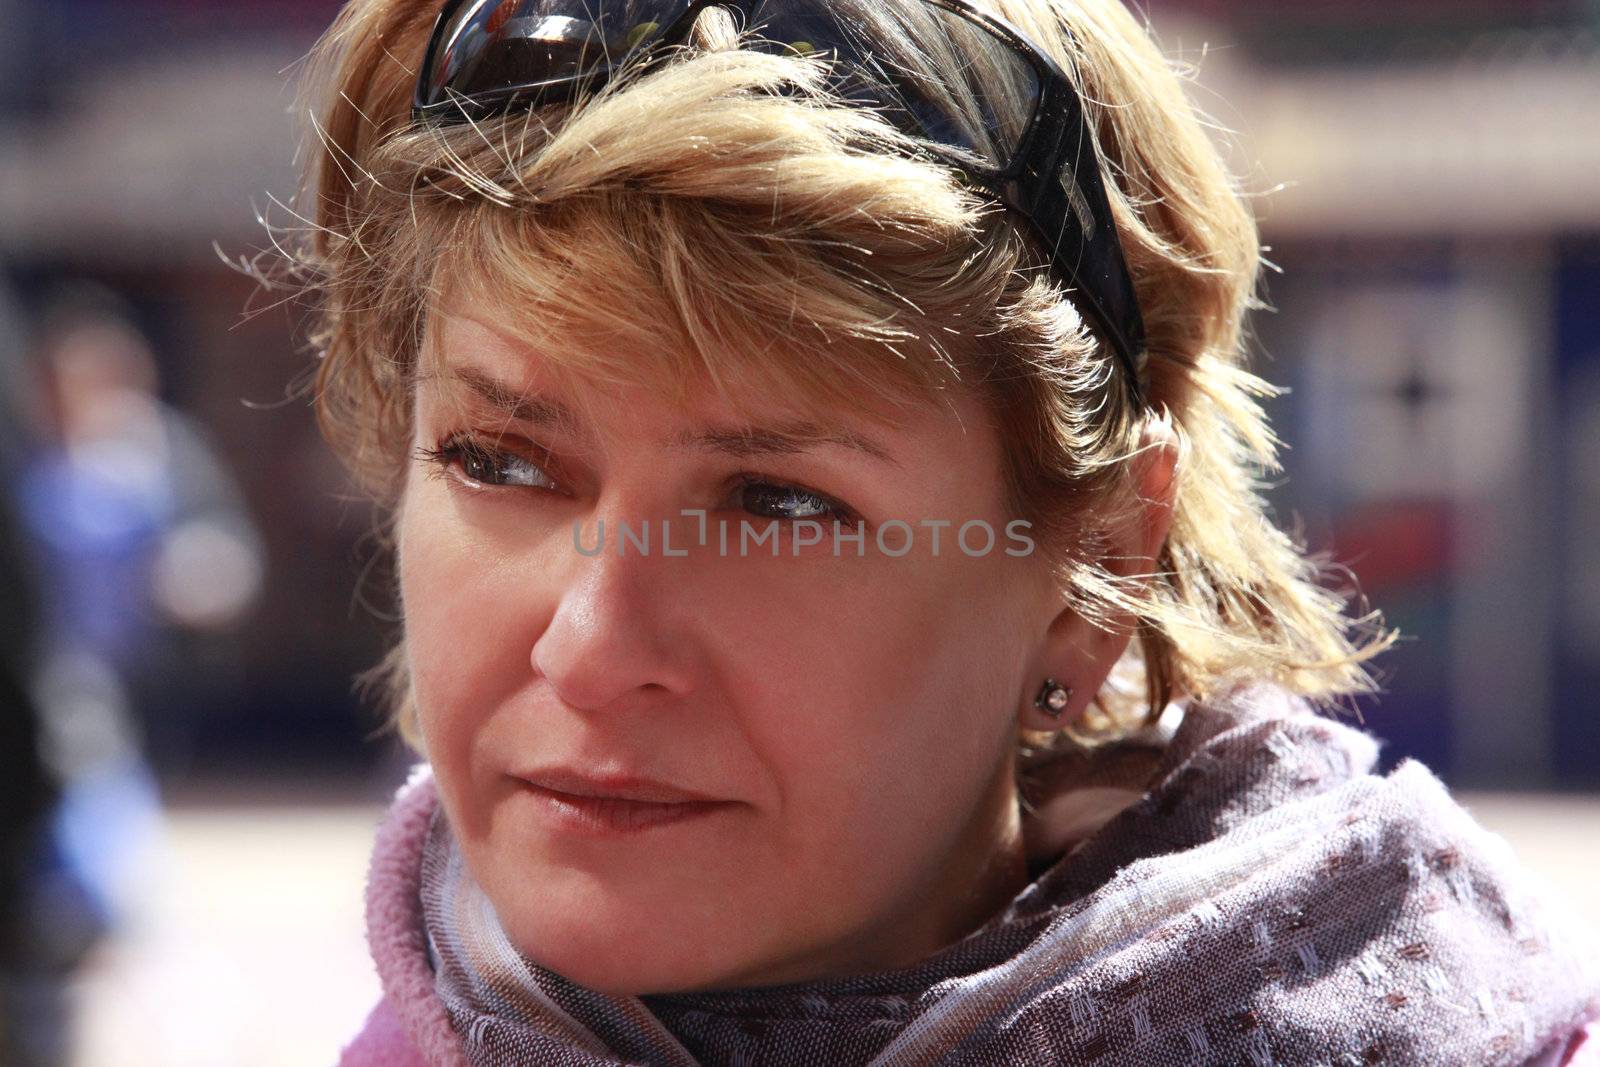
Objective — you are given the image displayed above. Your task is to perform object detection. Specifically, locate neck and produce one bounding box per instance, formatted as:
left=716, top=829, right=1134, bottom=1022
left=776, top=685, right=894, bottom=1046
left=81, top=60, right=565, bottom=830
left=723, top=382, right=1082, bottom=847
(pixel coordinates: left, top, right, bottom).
left=911, top=760, right=1030, bottom=961
left=749, top=759, right=1030, bottom=986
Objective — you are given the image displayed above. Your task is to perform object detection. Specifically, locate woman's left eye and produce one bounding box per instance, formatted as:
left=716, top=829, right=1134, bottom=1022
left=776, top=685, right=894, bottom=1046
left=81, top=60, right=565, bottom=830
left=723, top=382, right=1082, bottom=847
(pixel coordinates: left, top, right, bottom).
left=734, top=476, right=854, bottom=522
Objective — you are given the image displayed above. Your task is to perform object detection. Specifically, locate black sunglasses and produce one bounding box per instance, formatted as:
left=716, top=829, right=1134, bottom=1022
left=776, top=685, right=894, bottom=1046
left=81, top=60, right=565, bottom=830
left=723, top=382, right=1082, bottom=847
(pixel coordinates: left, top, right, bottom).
left=413, top=0, right=1148, bottom=405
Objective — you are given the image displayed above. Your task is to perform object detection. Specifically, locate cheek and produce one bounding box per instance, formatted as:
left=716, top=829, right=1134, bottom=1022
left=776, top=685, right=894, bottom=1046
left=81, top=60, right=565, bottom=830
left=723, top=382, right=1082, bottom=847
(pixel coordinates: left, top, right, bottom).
left=713, top=555, right=1025, bottom=880
left=397, top=484, right=542, bottom=792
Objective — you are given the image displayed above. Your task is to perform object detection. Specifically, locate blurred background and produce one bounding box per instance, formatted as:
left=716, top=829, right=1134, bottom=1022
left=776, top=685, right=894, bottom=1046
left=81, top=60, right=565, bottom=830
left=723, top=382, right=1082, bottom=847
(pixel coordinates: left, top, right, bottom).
left=0, top=0, right=1596, bottom=1064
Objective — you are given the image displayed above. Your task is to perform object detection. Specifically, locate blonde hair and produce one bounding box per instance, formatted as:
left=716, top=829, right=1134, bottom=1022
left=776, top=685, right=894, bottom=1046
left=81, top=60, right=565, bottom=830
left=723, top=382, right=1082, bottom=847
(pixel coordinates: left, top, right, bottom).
left=277, top=0, right=1392, bottom=752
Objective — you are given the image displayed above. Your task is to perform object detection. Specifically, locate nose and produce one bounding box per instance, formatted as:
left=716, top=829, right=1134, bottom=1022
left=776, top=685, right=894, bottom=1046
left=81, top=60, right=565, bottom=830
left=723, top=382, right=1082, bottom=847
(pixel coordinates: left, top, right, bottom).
left=530, top=518, right=698, bottom=712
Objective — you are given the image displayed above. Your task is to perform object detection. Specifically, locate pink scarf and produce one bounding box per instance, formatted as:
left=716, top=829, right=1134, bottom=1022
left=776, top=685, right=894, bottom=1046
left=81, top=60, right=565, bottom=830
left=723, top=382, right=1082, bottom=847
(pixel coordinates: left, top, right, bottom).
left=342, top=685, right=1600, bottom=1066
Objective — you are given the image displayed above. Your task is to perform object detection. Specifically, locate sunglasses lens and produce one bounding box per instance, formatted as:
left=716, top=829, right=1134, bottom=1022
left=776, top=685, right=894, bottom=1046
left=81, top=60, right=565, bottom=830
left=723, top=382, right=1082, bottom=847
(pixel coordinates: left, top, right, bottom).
left=423, top=2, right=1042, bottom=173
left=747, top=0, right=1042, bottom=174
left=421, top=0, right=689, bottom=110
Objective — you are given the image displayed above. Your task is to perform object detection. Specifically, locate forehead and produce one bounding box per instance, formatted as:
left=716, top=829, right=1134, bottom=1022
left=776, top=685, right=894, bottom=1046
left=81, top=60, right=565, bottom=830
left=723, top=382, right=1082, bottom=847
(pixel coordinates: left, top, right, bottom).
left=419, top=295, right=986, bottom=450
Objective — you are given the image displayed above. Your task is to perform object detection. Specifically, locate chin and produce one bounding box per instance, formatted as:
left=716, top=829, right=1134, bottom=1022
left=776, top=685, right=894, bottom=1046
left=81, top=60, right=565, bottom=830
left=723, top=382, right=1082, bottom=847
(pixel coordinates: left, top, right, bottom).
left=494, top=888, right=752, bottom=995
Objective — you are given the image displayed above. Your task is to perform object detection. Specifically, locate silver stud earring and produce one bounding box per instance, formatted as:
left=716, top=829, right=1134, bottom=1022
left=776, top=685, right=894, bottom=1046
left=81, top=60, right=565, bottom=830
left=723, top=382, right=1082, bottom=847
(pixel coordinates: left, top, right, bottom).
left=1034, top=678, right=1073, bottom=719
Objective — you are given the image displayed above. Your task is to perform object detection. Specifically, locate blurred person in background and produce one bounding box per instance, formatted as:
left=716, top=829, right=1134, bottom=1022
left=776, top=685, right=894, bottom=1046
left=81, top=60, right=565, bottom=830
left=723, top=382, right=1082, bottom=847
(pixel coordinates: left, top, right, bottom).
left=20, top=285, right=267, bottom=774
left=284, top=1, right=1600, bottom=1065
left=2, top=283, right=268, bottom=1064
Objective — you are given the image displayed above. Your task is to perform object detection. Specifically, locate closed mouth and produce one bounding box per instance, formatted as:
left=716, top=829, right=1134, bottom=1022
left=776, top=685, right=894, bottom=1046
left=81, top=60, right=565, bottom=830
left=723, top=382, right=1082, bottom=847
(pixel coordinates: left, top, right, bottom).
left=520, top=782, right=733, bottom=833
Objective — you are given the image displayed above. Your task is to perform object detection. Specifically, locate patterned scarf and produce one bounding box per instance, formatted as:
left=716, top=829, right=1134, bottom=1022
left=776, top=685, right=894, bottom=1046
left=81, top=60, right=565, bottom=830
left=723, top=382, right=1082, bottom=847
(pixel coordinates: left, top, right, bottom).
left=412, top=685, right=1600, bottom=1065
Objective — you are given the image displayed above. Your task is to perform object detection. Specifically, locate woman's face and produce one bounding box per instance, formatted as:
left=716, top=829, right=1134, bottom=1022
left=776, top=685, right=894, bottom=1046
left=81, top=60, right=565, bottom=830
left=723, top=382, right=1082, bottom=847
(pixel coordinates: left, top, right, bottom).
left=399, top=300, right=1066, bottom=994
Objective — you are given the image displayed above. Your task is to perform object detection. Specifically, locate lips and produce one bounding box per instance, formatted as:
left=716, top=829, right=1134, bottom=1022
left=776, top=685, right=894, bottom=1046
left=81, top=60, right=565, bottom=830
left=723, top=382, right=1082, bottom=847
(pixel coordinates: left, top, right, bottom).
left=515, top=770, right=734, bottom=835
left=519, top=767, right=726, bottom=805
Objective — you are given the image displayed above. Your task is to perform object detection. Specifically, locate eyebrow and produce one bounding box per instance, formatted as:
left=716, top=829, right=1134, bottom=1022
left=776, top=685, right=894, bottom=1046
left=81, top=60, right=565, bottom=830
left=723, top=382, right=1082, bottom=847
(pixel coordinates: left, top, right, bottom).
left=445, top=367, right=899, bottom=467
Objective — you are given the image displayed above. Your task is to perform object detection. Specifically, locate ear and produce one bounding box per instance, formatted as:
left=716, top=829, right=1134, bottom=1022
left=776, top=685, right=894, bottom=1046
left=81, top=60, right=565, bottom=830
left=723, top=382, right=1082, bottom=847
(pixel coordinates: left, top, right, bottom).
left=1021, top=416, right=1179, bottom=730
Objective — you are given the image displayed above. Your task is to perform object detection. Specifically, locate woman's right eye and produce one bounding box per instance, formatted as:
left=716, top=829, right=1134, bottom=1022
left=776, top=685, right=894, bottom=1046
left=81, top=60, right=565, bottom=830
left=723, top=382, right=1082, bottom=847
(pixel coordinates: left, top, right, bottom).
left=416, top=436, right=557, bottom=491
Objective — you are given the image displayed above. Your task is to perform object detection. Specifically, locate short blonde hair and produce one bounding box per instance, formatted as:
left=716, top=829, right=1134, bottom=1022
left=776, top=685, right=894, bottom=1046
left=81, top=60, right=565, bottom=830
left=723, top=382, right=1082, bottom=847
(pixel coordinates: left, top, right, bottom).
left=278, top=0, right=1392, bottom=752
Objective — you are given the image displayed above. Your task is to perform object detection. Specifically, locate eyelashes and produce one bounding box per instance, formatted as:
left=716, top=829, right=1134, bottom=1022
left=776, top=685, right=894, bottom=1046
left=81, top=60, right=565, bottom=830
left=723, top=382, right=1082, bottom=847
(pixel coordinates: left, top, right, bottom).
left=415, top=432, right=859, bottom=525
left=415, top=434, right=558, bottom=491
